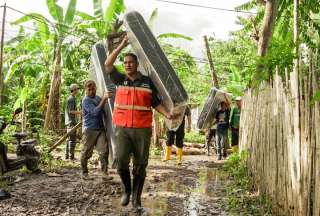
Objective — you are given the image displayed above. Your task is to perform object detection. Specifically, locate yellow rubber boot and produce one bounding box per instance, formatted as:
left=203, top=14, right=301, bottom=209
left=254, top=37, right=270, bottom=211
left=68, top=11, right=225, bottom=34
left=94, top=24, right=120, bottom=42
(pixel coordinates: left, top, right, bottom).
left=163, top=146, right=172, bottom=161
left=232, top=145, right=239, bottom=154
left=176, top=148, right=183, bottom=165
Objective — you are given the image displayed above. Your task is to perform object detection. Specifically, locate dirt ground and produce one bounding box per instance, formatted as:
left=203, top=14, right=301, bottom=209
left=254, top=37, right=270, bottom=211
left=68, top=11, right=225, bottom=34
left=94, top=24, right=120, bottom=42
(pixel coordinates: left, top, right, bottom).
left=0, top=154, right=231, bottom=216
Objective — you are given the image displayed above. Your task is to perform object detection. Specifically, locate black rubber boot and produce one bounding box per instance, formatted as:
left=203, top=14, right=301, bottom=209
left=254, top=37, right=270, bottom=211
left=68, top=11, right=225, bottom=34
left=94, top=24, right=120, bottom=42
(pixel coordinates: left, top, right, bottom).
left=119, top=170, right=131, bottom=206
left=65, top=141, right=69, bottom=159
left=80, top=156, right=88, bottom=177
left=69, top=142, right=76, bottom=160
left=132, top=175, right=145, bottom=209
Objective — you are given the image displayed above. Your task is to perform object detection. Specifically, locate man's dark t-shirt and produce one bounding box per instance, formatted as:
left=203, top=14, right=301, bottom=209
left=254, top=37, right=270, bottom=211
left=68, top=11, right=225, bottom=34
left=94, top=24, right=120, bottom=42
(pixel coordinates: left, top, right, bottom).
left=65, top=95, right=77, bottom=125
left=215, top=109, right=230, bottom=133
left=109, top=67, right=161, bottom=108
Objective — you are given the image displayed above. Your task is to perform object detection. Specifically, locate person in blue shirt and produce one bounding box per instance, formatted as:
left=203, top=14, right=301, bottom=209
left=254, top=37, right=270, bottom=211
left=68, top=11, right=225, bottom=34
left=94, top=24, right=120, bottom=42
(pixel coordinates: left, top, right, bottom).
left=81, top=80, right=112, bottom=180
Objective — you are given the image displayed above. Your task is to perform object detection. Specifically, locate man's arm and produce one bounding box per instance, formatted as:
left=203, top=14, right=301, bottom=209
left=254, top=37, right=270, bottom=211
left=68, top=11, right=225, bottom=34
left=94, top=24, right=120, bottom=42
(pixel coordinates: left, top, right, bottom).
left=105, top=35, right=128, bottom=73
left=83, top=92, right=110, bottom=116
left=69, top=110, right=82, bottom=115
left=155, top=104, right=173, bottom=119
left=67, top=98, right=81, bottom=115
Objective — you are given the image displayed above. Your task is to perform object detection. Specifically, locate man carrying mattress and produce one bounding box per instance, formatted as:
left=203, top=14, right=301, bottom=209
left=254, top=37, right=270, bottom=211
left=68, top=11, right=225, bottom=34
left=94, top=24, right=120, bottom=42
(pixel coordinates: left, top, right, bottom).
left=105, top=35, right=173, bottom=210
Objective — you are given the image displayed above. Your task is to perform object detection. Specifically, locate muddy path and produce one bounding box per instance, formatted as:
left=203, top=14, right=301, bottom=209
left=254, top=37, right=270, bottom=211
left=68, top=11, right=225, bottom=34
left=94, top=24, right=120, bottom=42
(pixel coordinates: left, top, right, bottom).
left=0, top=155, right=230, bottom=215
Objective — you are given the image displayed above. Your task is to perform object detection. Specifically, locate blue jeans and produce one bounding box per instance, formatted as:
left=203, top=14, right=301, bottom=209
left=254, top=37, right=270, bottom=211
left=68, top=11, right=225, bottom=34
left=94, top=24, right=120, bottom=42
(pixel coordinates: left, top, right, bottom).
left=216, top=130, right=227, bottom=156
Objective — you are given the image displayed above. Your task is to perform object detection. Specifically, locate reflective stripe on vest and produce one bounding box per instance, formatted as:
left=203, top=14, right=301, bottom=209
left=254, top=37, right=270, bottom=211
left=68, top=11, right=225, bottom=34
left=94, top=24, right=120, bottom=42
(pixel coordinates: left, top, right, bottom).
left=113, top=85, right=153, bottom=128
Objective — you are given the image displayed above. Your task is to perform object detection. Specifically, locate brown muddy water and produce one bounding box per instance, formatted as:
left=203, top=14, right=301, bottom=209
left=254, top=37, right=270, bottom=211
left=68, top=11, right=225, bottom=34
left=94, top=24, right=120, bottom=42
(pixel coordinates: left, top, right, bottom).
left=0, top=155, right=230, bottom=215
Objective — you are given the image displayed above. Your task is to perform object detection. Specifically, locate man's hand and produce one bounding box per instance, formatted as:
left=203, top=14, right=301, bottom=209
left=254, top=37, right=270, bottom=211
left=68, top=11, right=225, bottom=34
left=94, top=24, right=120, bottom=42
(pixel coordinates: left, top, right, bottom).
left=102, top=91, right=113, bottom=101
left=119, top=35, right=129, bottom=49
left=105, top=34, right=129, bottom=73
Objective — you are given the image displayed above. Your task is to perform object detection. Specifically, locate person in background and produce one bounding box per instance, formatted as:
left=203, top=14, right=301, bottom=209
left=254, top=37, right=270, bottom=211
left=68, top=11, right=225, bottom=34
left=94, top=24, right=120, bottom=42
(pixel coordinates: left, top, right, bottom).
left=104, top=35, right=173, bottom=211
left=81, top=80, right=113, bottom=180
left=215, top=94, right=231, bottom=160
left=205, top=122, right=216, bottom=156
left=65, top=83, right=81, bottom=160
left=163, top=106, right=191, bottom=165
left=230, top=96, right=242, bottom=153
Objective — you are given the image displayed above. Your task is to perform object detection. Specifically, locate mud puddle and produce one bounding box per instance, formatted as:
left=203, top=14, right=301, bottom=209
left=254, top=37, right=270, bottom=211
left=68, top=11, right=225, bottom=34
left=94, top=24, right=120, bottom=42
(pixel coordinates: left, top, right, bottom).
left=0, top=155, right=230, bottom=215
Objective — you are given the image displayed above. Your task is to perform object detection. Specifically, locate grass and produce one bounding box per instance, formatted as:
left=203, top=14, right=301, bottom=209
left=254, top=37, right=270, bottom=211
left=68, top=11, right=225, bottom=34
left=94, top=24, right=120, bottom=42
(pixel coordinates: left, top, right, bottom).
left=223, top=151, right=273, bottom=215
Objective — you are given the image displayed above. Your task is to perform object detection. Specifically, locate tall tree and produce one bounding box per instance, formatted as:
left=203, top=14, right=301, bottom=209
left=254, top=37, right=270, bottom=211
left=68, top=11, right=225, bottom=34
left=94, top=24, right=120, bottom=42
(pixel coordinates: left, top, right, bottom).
left=13, top=0, right=78, bottom=130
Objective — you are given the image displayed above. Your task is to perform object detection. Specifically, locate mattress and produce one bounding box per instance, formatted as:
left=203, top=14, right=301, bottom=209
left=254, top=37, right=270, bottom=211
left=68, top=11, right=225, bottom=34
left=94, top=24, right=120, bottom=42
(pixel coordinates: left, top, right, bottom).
left=197, top=88, right=231, bottom=129
left=89, top=42, right=116, bottom=165
left=123, top=11, right=189, bottom=130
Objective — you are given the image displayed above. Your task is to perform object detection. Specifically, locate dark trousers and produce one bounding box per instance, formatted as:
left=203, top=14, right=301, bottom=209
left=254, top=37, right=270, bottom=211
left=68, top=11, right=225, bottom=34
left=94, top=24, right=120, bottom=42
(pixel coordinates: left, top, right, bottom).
left=216, top=130, right=228, bottom=157
left=115, top=127, right=152, bottom=207
left=66, top=123, right=77, bottom=159
left=115, top=127, right=151, bottom=176
left=231, top=128, right=239, bottom=146
left=166, top=121, right=185, bottom=148
left=80, top=129, right=109, bottom=174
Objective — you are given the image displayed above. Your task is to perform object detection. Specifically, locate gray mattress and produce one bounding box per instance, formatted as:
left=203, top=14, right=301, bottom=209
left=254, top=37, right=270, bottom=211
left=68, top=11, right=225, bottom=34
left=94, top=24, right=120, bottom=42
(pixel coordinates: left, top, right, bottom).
left=124, top=11, right=188, bottom=130
left=89, top=42, right=116, bottom=165
left=197, top=88, right=230, bottom=129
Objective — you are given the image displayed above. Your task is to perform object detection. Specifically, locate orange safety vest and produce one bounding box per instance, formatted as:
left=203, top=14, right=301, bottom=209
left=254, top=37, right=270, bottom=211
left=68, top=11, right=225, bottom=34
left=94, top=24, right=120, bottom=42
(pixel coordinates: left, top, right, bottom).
left=113, top=85, right=153, bottom=128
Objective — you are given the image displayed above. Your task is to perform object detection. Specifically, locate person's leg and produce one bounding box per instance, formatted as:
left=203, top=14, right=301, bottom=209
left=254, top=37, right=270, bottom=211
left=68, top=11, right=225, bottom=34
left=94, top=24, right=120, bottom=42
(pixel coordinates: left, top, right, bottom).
left=65, top=138, right=70, bottom=160
left=96, top=131, right=112, bottom=180
left=164, top=130, right=174, bottom=161
left=132, top=128, right=152, bottom=209
left=216, top=132, right=223, bottom=160
left=69, top=126, right=77, bottom=160
left=115, top=127, right=132, bottom=206
left=222, top=131, right=228, bottom=158
left=175, top=123, right=185, bottom=165
left=231, top=128, right=239, bottom=153
left=80, top=129, right=97, bottom=176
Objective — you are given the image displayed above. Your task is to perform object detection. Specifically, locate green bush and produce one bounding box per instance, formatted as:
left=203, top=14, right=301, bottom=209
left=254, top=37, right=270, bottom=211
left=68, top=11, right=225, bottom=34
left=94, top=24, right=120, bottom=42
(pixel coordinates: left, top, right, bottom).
left=184, top=131, right=205, bottom=143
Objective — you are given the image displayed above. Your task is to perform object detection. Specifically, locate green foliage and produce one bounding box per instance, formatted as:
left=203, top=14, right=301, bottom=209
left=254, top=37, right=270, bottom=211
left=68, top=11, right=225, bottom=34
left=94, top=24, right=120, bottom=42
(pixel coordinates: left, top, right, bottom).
left=184, top=131, right=205, bottom=144
left=157, top=33, right=192, bottom=41
left=151, top=146, right=162, bottom=156
left=161, top=42, right=211, bottom=105
left=223, top=151, right=273, bottom=215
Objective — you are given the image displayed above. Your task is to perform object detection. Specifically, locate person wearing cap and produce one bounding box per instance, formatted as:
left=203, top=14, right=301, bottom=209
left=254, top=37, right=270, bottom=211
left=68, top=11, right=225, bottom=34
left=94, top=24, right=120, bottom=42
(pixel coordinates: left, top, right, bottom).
left=230, top=96, right=242, bottom=153
left=65, top=83, right=81, bottom=160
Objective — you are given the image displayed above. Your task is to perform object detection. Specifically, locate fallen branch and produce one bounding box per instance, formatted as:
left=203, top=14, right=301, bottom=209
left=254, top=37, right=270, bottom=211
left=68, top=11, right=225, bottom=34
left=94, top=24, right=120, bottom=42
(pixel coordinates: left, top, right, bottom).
left=48, top=122, right=82, bottom=153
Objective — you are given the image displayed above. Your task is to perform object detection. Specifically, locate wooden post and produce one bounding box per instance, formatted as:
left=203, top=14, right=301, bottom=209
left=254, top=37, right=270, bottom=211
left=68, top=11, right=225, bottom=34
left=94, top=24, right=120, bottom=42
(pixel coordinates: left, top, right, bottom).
left=203, top=35, right=219, bottom=88
left=0, top=3, right=6, bottom=105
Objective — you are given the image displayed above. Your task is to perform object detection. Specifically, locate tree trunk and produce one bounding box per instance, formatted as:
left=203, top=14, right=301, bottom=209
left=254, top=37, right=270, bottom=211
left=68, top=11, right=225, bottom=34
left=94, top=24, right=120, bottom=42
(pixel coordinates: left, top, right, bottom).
left=257, top=0, right=279, bottom=57
left=204, top=35, right=219, bottom=88
left=44, top=44, right=62, bottom=130
left=0, top=4, right=6, bottom=105
left=251, top=0, right=279, bottom=87
left=22, top=100, right=27, bottom=133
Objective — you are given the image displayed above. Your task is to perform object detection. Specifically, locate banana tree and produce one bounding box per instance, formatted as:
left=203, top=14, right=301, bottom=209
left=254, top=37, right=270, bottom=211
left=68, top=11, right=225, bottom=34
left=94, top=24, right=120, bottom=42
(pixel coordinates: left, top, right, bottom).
left=76, top=0, right=125, bottom=39
left=13, top=0, right=78, bottom=130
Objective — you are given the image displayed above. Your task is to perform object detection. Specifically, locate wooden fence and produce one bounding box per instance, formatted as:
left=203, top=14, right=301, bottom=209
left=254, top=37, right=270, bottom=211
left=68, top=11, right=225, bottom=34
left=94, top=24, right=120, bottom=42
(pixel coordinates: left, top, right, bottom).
left=239, top=62, right=320, bottom=215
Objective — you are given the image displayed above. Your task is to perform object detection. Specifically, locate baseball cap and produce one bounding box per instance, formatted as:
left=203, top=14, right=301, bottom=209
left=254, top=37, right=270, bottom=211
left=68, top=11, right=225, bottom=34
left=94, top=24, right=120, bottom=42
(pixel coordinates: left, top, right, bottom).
left=70, top=83, right=79, bottom=91
left=235, top=96, right=242, bottom=101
